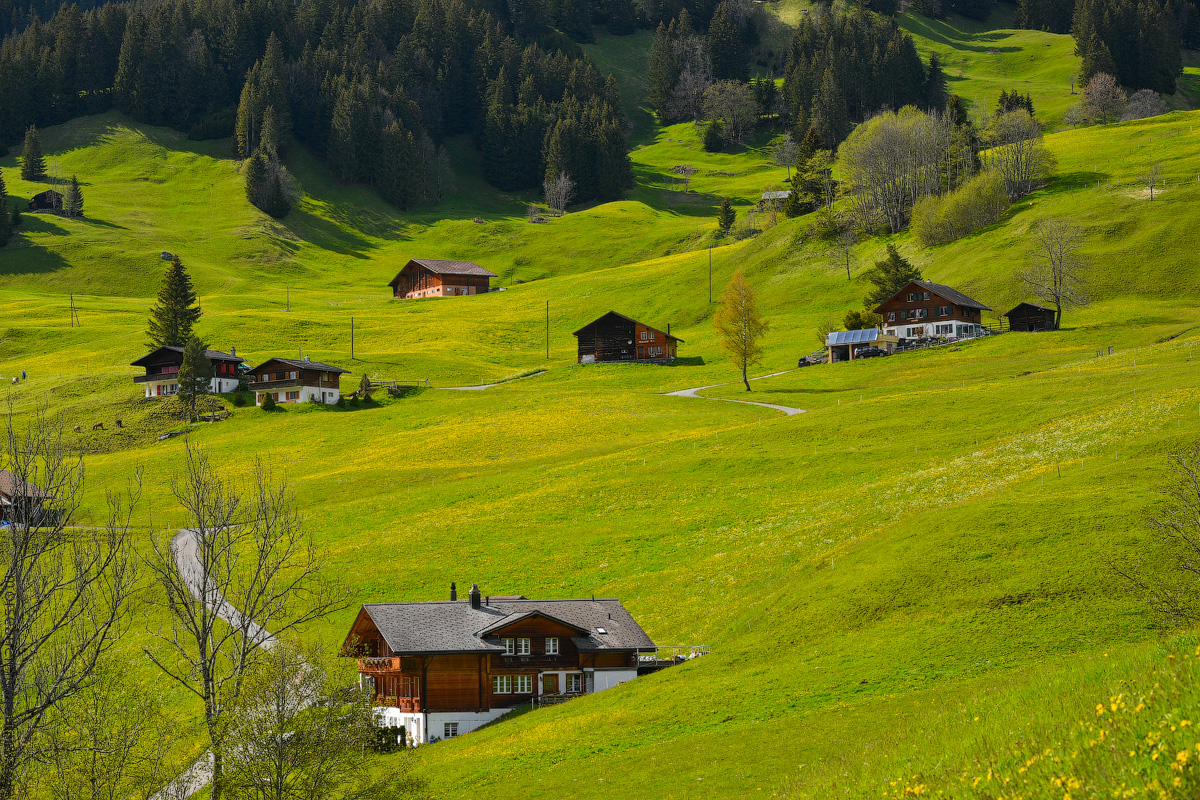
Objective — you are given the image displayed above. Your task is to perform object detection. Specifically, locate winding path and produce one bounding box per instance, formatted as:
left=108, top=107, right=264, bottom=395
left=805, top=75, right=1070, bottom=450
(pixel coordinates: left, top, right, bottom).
left=664, top=370, right=805, bottom=416
left=152, top=529, right=276, bottom=800
left=439, top=370, right=547, bottom=391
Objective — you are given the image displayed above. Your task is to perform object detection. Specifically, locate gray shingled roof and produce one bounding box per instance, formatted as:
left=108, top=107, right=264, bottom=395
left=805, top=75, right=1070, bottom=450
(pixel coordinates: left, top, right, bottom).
left=1004, top=301, right=1055, bottom=315
left=389, top=259, right=498, bottom=284
left=912, top=280, right=992, bottom=311
left=360, top=598, right=656, bottom=655
left=0, top=469, right=50, bottom=500
left=249, top=357, right=348, bottom=374
left=131, top=345, right=243, bottom=367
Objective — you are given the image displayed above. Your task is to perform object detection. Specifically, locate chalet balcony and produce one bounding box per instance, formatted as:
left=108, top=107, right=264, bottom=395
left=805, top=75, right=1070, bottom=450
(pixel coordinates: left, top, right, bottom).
left=376, top=695, right=421, bottom=712
left=358, top=656, right=403, bottom=672
left=133, top=372, right=179, bottom=383
left=249, top=378, right=304, bottom=391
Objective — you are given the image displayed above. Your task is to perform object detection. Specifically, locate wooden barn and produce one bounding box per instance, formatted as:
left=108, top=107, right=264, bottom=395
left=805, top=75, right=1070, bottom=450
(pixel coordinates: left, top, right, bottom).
left=0, top=469, right=51, bottom=524
left=343, top=584, right=657, bottom=744
left=387, top=258, right=497, bottom=299
left=1004, top=302, right=1057, bottom=332
left=573, top=312, right=682, bottom=364
left=28, top=189, right=63, bottom=212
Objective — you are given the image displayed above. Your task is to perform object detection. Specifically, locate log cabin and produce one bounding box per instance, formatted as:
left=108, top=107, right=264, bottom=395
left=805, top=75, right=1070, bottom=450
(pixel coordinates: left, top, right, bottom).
left=28, top=189, right=63, bottom=212
left=1004, top=302, right=1057, bottom=332
left=387, top=259, right=497, bottom=299
left=874, top=280, right=991, bottom=341
left=131, top=345, right=243, bottom=398
left=343, top=584, right=657, bottom=743
left=247, top=357, right=347, bottom=405
left=573, top=312, right=682, bottom=363
left=0, top=469, right=50, bottom=524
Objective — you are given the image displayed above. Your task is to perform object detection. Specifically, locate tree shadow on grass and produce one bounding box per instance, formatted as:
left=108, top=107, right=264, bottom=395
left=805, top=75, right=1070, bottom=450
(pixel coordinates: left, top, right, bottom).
left=0, top=238, right=72, bottom=276
left=899, top=14, right=1021, bottom=54
left=276, top=204, right=383, bottom=259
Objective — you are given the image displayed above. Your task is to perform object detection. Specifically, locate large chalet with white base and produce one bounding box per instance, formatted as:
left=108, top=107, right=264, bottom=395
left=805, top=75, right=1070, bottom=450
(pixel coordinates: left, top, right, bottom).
left=247, top=357, right=347, bottom=405
left=344, top=584, right=658, bottom=744
left=131, top=345, right=243, bottom=398
left=874, top=280, right=991, bottom=340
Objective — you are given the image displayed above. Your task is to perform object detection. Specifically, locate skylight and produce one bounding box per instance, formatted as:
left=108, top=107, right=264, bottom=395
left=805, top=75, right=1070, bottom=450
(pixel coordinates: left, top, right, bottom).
left=595, top=627, right=607, bottom=634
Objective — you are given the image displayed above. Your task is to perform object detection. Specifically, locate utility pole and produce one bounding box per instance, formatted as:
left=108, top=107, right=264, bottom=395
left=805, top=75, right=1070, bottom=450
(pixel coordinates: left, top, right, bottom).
left=69, top=292, right=79, bottom=327
left=286, top=286, right=290, bottom=312
left=351, top=316, right=355, bottom=360
left=545, top=300, right=549, bottom=360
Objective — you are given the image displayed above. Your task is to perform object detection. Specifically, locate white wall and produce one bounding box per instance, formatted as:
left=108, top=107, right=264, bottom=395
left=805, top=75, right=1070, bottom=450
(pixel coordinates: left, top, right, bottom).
left=142, top=376, right=238, bottom=398
left=585, top=668, right=638, bottom=692
left=373, top=707, right=514, bottom=745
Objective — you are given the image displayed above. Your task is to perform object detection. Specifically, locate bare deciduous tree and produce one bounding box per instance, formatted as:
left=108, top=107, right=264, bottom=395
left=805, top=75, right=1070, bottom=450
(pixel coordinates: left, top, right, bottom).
left=1084, top=73, right=1127, bottom=124
left=770, top=133, right=800, bottom=182
left=1020, top=217, right=1089, bottom=330
left=144, top=445, right=343, bottom=800
left=666, top=37, right=712, bottom=123
left=543, top=171, right=576, bottom=217
left=829, top=225, right=860, bottom=280
left=223, top=639, right=424, bottom=800
left=714, top=269, right=768, bottom=391
left=1143, top=162, right=1163, bottom=200
left=1121, top=89, right=1168, bottom=122
left=1062, top=103, right=1086, bottom=130
left=1114, top=442, right=1200, bottom=626
left=0, top=403, right=138, bottom=800
left=982, top=110, right=1056, bottom=200
left=702, top=80, right=758, bottom=145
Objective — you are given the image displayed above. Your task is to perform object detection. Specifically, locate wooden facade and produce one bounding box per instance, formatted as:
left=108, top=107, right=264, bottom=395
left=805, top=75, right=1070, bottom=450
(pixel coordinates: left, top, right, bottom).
left=130, top=345, right=243, bottom=397
left=387, top=259, right=497, bottom=299
left=28, top=189, right=63, bottom=212
left=343, top=586, right=657, bottom=742
left=1004, top=302, right=1057, bottom=332
left=874, top=280, right=991, bottom=340
left=247, top=357, right=347, bottom=405
left=573, top=311, right=682, bottom=364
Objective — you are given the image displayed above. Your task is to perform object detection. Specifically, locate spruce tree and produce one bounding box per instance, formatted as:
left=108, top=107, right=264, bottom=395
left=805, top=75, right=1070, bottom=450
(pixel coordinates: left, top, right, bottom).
left=147, top=256, right=202, bottom=348
left=708, top=3, right=745, bottom=82
left=244, top=152, right=267, bottom=208
left=810, top=68, right=850, bottom=150
left=864, top=244, right=922, bottom=309
left=647, top=23, right=679, bottom=119
left=177, top=334, right=214, bottom=422
left=21, top=126, right=47, bottom=182
left=924, top=53, right=948, bottom=111
left=64, top=175, right=84, bottom=218
left=717, top=197, right=735, bottom=233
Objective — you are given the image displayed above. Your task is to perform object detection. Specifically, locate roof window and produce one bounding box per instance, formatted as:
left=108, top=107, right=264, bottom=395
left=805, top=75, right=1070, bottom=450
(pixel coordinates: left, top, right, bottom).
left=595, top=627, right=607, bottom=634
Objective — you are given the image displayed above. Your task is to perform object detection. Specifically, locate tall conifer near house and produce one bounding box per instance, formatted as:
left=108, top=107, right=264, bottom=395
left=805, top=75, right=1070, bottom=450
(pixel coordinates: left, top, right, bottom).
left=64, top=175, right=83, bottom=218
left=147, top=256, right=201, bottom=347
left=177, top=335, right=214, bottom=421
left=21, top=126, right=46, bottom=182
left=0, top=174, right=12, bottom=247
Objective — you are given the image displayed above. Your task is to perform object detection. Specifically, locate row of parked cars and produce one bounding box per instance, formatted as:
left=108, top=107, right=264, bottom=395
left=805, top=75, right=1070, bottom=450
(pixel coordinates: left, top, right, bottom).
left=797, top=345, right=888, bottom=368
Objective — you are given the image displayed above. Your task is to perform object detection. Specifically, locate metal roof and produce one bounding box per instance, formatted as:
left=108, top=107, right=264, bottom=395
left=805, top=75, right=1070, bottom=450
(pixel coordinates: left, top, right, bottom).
left=353, top=597, right=656, bottom=655
left=827, top=328, right=884, bottom=346
left=761, top=190, right=791, bottom=200
left=388, top=258, right=497, bottom=285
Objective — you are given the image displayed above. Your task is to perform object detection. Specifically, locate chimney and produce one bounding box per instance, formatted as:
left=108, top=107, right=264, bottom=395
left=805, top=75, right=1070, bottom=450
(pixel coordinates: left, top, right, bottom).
left=469, top=583, right=481, bottom=609
left=304, top=355, right=311, bottom=362
left=667, top=323, right=670, bottom=336
left=230, top=345, right=236, bottom=357
left=450, top=582, right=457, bottom=601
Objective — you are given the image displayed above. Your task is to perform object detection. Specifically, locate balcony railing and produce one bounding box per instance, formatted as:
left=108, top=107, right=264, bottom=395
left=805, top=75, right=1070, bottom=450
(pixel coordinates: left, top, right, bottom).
left=376, top=695, right=421, bottom=712
left=359, top=656, right=403, bottom=672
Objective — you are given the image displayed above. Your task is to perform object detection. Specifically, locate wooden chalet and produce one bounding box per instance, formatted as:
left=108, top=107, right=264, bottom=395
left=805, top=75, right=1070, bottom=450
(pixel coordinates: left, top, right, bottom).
left=1004, top=302, right=1057, bottom=332
left=387, top=259, right=497, bottom=299
left=0, top=469, right=51, bottom=524
left=875, top=280, right=991, bottom=341
left=247, top=357, right=347, bottom=405
left=131, top=345, right=243, bottom=398
left=344, top=584, right=657, bottom=743
left=28, top=189, right=63, bottom=212
left=573, top=312, right=682, bottom=364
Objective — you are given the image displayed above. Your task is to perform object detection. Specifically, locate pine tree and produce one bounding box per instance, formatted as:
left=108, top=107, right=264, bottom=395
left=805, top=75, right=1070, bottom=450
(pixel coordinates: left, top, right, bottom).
left=0, top=173, right=12, bottom=247
left=717, top=197, right=735, bottom=233
left=810, top=68, right=850, bottom=150
left=244, top=151, right=267, bottom=208
left=64, top=175, right=84, bottom=218
left=21, top=126, right=47, bottom=182
left=924, top=53, right=948, bottom=111
left=783, top=189, right=805, bottom=219
left=647, top=23, right=679, bottom=119
left=177, top=334, right=214, bottom=422
left=864, top=244, right=922, bottom=309
left=147, top=256, right=202, bottom=348
left=1079, top=32, right=1118, bottom=84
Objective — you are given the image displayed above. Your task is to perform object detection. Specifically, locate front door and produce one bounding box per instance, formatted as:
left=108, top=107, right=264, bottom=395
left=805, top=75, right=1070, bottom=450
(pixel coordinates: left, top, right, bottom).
left=542, top=674, right=558, bottom=695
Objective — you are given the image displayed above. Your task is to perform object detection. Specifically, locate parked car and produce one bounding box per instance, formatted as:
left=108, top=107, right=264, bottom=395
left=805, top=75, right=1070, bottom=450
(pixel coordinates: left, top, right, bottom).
left=853, top=346, right=888, bottom=359
left=797, top=357, right=818, bottom=367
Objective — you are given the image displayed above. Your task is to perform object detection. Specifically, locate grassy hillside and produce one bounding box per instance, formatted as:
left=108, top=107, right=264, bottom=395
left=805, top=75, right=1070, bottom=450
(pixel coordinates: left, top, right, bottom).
left=4, top=18, right=1200, bottom=799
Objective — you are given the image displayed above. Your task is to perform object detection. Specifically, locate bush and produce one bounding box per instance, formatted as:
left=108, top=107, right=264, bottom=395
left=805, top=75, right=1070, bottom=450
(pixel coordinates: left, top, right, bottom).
left=911, top=170, right=1010, bottom=247
left=260, top=393, right=276, bottom=411
left=231, top=392, right=248, bottom=408
left=703, top=121, right=724, bottom=153
left=1121, top=89, right=1168, bottom=122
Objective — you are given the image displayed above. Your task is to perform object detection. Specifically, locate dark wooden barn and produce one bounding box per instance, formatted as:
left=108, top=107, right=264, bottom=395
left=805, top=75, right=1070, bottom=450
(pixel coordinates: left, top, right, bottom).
left=573, top=311, right=682, bottom=364
left=1004, top=302, right=1057, bottom=332
left=28, top=189, right=63, bottom=212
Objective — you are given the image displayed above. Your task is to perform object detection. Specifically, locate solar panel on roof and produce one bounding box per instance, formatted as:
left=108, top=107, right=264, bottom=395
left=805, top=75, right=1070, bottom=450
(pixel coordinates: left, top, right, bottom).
left=826, top=329, right=881, bottom=346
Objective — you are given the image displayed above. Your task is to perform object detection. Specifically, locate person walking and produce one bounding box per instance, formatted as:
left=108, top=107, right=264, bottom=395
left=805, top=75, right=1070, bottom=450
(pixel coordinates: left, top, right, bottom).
left=21, top=369, right=26, bottom=381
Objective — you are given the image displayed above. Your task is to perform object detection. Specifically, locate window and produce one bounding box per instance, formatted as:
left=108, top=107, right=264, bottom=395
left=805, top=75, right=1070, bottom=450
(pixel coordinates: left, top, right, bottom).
left=937, top=306, right=950, bottom=316
left=567, top=674, right=582, bottom=693
left=286, top=391, right=299, bottom=401
left=640, top=331, right=647, bottom=340
left=887, top=312, right=895, bottom=322
left=922, top=291, right=931, bottom=300
left=289, top=371, right=298, bottom=380
left=917, top=308, right=928, bottom=319
left=502, top=638, right=515, bottom=655
left=906, top=293, right=915, bottom=302
left=492, top=675, right=512, bottom=694
left=546, top=637, right=559, bottom=655
left=444, top=722, right=459, bottom=738
left=649, top=331, right=655, bottom=341
left=595, top=626, right=607, bottom=634
left=517, top=638, right=530, bottom=655
left=515, top=675, right=532, bottom=693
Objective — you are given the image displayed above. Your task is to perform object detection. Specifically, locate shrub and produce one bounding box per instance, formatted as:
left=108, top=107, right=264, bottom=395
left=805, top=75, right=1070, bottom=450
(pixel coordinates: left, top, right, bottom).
left=911, top=170, right=1010, bottom=247
left=260, top=393, right=276, bottom=411
left=703, top=121, right=724, bottom=152
left=1121, top=89, right=1168, bottom=122
left=232, top=392, right=247, bottom=408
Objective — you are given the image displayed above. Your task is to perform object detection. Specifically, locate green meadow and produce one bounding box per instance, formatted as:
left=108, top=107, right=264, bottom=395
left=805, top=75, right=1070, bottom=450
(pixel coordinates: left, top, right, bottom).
left=5, top=8, right=1200, bottom=797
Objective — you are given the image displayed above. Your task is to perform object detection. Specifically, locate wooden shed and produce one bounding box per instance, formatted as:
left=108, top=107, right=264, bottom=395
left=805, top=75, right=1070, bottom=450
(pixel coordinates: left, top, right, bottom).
left=1004, top=302, right=1057, bottom=332
left=573, top=312, right=682, bottom=364
left=28, top=189, right=63, bottom=212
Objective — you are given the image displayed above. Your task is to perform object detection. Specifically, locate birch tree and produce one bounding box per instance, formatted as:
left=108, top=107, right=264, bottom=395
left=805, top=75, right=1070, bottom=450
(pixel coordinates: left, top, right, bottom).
left=144, top=445, right=343, bottom=800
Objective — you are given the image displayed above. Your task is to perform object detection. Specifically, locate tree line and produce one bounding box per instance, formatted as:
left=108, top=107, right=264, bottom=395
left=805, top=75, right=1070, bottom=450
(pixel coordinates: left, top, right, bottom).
left=0, top=0, right=632, bottom=209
